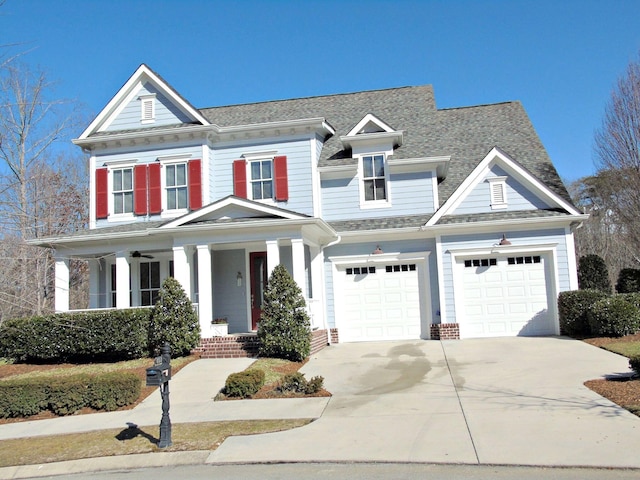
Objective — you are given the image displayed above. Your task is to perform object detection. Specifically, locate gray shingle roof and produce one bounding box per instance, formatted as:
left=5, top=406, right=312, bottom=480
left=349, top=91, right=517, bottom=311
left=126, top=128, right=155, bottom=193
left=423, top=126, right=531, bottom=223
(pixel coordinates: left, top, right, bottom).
left=437, top=209, right=570, bottom=225
left=199, top=87, right=572, bottom=206
left=330, top=214, right=434, bottom=232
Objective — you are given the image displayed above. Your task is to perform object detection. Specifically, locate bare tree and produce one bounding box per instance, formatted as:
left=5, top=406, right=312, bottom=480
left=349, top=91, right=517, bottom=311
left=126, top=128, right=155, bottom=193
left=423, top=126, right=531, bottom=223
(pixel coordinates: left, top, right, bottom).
left=0, top=61, right=88, bottom=321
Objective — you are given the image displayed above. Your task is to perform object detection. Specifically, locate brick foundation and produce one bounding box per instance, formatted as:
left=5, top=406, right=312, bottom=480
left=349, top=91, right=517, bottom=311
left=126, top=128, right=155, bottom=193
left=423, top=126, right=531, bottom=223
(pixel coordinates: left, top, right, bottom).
left=330, top=328, right=339, bottom=344
left=194, top=329, right=330, bottom=359
left=430, top=323, right=460, bottom=340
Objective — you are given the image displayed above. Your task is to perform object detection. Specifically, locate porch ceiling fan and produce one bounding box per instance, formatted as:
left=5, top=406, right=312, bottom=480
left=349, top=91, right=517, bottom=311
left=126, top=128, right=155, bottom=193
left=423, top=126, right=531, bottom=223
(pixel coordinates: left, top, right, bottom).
left=131, top=251, right=154, bottom=259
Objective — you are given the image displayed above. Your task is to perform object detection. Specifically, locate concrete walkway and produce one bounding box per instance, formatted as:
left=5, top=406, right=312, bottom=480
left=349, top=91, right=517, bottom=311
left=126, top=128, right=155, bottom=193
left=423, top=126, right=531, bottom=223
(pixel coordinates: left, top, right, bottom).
left=1, top=337, right=640, bottom=478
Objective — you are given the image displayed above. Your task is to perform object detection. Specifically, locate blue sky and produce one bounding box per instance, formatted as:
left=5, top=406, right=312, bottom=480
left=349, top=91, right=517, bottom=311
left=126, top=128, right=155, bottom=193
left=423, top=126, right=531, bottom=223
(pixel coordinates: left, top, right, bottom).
left=2, top=0, right=639, bottom=183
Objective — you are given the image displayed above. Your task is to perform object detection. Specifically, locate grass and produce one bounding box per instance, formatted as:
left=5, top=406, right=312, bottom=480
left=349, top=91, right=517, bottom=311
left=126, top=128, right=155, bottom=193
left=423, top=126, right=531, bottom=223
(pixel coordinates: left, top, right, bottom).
left=601, top=341, right=640, bottom=358
left=247, top=357, right=297, bottom=385
left=0, top=419, right=312, bottom=468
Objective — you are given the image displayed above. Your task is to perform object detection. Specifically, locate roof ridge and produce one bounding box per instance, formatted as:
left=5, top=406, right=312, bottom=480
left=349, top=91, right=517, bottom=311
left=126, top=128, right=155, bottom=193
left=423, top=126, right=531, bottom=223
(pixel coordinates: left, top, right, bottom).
left=439, top=100, right=520, bottom=112
left=198, top=85, right=432, bottom=111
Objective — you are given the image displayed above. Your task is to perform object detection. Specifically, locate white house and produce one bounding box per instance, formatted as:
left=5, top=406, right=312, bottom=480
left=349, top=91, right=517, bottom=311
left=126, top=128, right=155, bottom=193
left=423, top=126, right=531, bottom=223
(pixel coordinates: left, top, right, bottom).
left=34, top=64, right=586, bottom=345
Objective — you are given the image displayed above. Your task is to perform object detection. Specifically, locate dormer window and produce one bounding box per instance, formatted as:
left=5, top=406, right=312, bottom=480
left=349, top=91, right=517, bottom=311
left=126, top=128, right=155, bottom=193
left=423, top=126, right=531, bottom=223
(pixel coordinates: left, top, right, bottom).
left=488, top=176, right=508, bottom=209
left=140, top=94, right=156, bottom=124
left=363, top=154, right=387, bottom=202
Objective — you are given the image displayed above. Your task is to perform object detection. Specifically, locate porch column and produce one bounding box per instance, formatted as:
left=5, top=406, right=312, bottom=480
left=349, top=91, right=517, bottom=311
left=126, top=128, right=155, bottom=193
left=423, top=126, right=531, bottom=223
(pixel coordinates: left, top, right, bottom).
left=291, top=238, right=306, bottom=296
left=54, top=256, right=70, bottom=312
left=115, top=252, right=131, bottom=309
left=173, top=246, right=192, bottom=300
left=309, top=245, right=325, bottom=329
left=196, top=244, right=213, bottom=336
left=266, top=240, right=280, bottom=277
left=88, top=259, right=100, bottom=308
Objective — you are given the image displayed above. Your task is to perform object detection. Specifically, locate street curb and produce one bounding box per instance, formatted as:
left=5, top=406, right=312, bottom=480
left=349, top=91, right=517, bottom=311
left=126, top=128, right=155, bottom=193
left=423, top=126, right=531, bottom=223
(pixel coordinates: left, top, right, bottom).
left=0, top=451, right=210, bottom=480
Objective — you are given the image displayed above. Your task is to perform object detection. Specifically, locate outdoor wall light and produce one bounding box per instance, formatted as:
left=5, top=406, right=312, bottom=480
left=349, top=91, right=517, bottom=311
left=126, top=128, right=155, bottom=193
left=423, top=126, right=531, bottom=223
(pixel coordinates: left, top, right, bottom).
left=237, top=271, right=243, bottom=287
left=499, top=234, right=512, bottom=246
left=372, top=245, right=384, bottom=255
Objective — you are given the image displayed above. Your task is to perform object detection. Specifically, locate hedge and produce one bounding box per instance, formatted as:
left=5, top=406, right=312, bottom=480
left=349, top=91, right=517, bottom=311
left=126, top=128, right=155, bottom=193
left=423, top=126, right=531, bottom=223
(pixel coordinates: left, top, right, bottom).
left=558, top=289, right=609, bottom=336
left=224, top=369, right=265, bottom=398
left=587, top=296, right=640, bottom=337
left=0, top=372, right=141, bottom=418
left=0, top=308, right=152, bottom=363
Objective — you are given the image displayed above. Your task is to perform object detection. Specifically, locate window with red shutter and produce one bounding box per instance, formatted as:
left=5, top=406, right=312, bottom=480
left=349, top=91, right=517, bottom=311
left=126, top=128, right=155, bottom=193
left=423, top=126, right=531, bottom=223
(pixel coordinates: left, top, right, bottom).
left=148, top=163, right=162, bottom=214
left=134, top=165, right=148, bottom=215
left=233, top=159, right=247, bottom=198
left=188, top=159, right=202, bottom=210
left=95, top=168, right=108, bottom=219
left=273, top=155, right=288, bottom=201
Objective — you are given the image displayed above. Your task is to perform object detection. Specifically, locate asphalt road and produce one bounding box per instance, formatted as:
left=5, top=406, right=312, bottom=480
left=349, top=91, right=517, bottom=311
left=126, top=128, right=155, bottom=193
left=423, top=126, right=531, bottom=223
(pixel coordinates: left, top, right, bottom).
left=27, top=463, right=640, bottom=480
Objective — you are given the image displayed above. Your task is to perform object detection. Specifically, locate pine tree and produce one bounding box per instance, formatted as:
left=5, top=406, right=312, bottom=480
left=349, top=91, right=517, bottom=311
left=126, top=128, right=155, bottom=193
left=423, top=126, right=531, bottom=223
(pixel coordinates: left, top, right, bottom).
left=257, top=264, right=311, bottom=361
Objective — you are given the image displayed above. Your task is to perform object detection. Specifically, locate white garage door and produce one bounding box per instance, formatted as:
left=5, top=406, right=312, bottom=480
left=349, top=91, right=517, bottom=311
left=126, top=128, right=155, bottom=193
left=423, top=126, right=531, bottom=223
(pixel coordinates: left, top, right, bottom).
left=458, top=255, right=555, bottom=338
left=338, top=263, right=422, bottom=342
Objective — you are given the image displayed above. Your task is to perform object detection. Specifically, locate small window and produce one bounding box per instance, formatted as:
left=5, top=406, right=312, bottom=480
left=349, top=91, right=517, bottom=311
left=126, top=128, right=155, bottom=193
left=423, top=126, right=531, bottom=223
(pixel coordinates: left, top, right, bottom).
left=346, top=266, right=376, bottom=275
left=113, top=167, right=133, bottom=214
left=362, top=154, right=387, bottom=202
left=166, top=163, right=188, bottom=210
left=385, top=264, right=417, bottom=273
left=464, top=258, right=497, bottom=268
left=250, top=159, right=273, bottom=200
left=507, top=256, right=541, bottom=265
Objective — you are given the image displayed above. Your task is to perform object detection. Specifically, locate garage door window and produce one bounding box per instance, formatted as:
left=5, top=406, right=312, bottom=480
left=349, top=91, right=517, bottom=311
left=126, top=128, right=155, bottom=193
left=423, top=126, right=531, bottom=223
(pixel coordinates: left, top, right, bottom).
left=386, top=264, right=416, bottom=272
left=464, top=258, right=497, bottom=268
left=346, top=266, right=376, bottom=275
left=507, top=256, right=541, bottom=265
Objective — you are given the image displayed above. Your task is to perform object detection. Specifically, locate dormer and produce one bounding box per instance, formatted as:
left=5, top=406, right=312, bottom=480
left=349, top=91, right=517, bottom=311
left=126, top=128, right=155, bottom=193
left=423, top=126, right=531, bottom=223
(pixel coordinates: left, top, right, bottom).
left=339, top=113, right=404, bottom=153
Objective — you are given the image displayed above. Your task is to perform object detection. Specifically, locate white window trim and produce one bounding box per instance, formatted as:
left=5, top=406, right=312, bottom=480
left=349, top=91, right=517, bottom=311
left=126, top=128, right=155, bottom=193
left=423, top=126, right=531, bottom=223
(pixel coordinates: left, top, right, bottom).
left=159, top=156, right=191, bottom=216
left=245, top=155, right=277, bottom=204
left=488, top=176, right=508, bottom=210
left=358, top=153, right=391, bottom=209
left=139, top=93, right=156, bottom=124
left=108, top=163, right=136, bottom=220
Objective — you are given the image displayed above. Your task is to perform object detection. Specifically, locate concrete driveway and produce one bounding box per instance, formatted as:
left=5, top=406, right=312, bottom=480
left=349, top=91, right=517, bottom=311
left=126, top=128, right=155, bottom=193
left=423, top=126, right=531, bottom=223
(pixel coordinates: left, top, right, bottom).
left=209, top=337, right=640, bottom=468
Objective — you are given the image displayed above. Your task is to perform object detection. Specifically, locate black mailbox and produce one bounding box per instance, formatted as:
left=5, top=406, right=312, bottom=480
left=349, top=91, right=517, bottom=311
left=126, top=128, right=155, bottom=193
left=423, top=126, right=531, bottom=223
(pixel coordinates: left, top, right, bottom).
left=145, top=356, right=171, bottom=386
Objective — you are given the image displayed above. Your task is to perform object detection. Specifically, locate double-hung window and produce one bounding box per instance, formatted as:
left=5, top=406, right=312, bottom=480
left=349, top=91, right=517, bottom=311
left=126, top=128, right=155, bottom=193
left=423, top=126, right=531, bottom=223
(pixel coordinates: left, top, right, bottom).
left=250, top=159, right=273, bottom=200
left=140, top=261, right=161, bottom=306
left=165, top=163, right=188, bottom=210
left=362, top=154, right=387, bottom=202
left=113, top=167, right=133, bottom=214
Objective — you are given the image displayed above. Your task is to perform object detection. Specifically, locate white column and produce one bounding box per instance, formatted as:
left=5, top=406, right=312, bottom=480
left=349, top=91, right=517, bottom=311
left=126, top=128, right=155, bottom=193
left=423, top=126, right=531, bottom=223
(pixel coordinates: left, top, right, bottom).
left=88, top=259, right=100, bottom=309
left=115, top=252, right=131, bottom=309
left=291, top=238, right=307, bottom=297
left=54, top=256, right=70, bottom=312
left=196, top=244, right=213, bottom=336
left=266, top=240, right=280, bottom=277
left=309, top=245, right=325, bottom=329
left=173, top=246, right=191, bottom=300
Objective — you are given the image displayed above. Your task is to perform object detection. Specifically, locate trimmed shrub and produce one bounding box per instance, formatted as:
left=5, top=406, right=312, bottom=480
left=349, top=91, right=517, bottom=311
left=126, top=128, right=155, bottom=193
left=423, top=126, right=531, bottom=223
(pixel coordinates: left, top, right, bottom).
left=558, top=289, right=609, bottom=336
left=616, top=268, right=640, bottom=293
left=224, top=369, right=265, bottom=398
left=48, top=375, right=90, bottom=416
left=277, top=372, right=324, bottom=395
left=0, top=378, right=49, bottom=418
left=588, top=296, right=640, bottom=337
left=257, top=265, right=311, bottom=362
left=630, top=356, right=640, bottom=376
left=148, top=277, right=201, bottom=358
left=88, top=372, right=141, bottom=411
left=578, top=254, right=612, bottom=293
left=0, top=308, right=152, bottom=363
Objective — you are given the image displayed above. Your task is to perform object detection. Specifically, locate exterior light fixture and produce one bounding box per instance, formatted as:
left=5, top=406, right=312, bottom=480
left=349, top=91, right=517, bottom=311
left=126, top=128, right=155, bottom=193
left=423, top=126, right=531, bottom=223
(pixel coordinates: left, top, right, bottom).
left=237, top=271, right=243, bottom=287
left=499, top=234, right=512, bottom=246
left=372, top=245, right=384, bottom=255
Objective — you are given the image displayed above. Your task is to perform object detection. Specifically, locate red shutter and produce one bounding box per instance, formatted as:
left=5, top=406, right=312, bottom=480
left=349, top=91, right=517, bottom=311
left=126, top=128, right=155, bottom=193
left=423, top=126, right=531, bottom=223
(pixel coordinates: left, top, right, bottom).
left=134, top=165, right=148, bottom=215
left=95, top=168, right=108, bottom=219
left=188, top=159, right=202, bottom=210
left=233, top=159, right=247, bottom=198
left=274, top=155, right=288, bottom=201
left=148, top=163, right=162, bottom=214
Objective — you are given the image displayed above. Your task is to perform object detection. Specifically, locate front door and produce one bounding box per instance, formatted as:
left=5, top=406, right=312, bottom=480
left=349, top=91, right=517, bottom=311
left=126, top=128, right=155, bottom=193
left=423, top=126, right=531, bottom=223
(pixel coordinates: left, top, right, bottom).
left=250, top=251, right=268, bottom=330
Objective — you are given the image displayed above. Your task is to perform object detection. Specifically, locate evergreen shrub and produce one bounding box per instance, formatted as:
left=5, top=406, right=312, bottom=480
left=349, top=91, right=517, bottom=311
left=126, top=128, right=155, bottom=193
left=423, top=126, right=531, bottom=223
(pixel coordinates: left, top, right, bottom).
left=148, top=277, right=201, bottom=358
left=616, top=268, right=640, bottom=293
left=558, top=289, right=609, bottom=336
left=257, top=264, right=311, bottom=362
left=223, top=369, right=265, bottom=398
left=588, top=296, right=640, bottom=337
left=277, top=372, right=324, bottom=394
left=578, top=254, right=612, bottom=293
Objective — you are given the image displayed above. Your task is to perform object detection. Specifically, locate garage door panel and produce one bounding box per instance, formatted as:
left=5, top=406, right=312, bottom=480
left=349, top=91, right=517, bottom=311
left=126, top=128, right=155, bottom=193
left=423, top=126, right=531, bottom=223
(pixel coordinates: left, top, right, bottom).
left=337, top=263, right=422, bottom=342
left=460, top=255, right=554, bottom=339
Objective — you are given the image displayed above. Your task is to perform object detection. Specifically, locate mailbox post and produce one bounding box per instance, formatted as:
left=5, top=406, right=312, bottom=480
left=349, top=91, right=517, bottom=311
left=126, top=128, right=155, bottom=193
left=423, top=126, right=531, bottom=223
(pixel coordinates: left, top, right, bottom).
left=146, top=342, right=172, bottom=448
